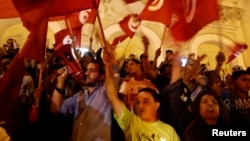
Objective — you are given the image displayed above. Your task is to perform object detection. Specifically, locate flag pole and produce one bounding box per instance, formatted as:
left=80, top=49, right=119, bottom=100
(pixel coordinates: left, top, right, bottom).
left=66, top=17, right=81, bottom=60
left=96, top=12, right=108, bottom=50
left=160, top=25, right=167, bottom=50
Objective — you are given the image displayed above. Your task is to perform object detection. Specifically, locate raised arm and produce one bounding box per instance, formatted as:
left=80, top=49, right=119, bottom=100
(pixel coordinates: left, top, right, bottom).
left=50, top=67, right=68, bottom=113
left=103, top=49, right=124, bottom=117
left=207, top=51, right=225, bottom=90
left=140, top=36, right=158, bottom=79
left=182, top=54, right=206, bottom=83
left=162, top=52, right=193, bottom=135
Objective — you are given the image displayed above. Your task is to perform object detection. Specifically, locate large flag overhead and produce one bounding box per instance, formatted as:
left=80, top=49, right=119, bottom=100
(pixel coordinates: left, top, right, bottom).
left=0, top=0, right=19, bottom=18
left=170, top=0, right=219, bottom=41
left=47, top=0, right=97, bottom=17
left=139, top=0, right=173, bottom=26
left=12, top=0, right=98, bottom=61
left=0, top=0, right=98, bottom=122
left=12, top=0, right=49, bottom=62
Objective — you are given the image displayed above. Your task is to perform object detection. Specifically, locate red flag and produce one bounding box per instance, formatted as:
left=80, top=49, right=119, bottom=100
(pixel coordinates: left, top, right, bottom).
left=139, top=0, right=173, bottom=26
left=49, top=7, right=97, bottom=24
left=0, top=0, right=19, bottom=18
left=47, top=0, right=97, bottom=17
left=111, top=34, right=128, bottom=46
left=122, top=0, right=138, bottom=4
left=53, top=9, right=97, bottom=48
left=119, top=14, right=140, bottom=38
left=110, top=14, right=140, bottom=47
left=65, top=9, right=97, bottom=28
left=0, top=53, right=26, bottom=121
left=12, top=0, right=49, bottom=61
left=170, top=0, right=219, bottom=41
left=226, top=43, right=248, bottom=64
left=54, top=28, right=82, bottom=48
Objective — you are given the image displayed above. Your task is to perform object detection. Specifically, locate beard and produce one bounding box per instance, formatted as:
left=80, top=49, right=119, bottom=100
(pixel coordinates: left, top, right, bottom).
left=84, top=77, right=98, bottom=87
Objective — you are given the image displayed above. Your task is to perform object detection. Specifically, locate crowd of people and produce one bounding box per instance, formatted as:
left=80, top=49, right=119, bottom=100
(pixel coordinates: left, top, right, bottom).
left=0, top=37, right=250, bottom=141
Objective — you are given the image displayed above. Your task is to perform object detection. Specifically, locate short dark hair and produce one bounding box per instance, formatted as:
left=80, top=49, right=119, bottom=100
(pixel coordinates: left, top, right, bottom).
left=138, top=87, right=160, bottom=102
left=89, top=59, right=105, bottom=74
left=84, top=51, right=95, bottom=58
left=165, top=50, right=173, bottom=54
left=232, top=70, right=249, bottom=80
left=128, top=58, right=141, bottom=64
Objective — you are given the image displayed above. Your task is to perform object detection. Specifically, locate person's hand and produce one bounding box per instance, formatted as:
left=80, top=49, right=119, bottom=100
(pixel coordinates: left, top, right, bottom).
left=216, top=51, right=226, bottom=66
left=102, top=49, right=114, bottom=66
left=142, top=36, right=149, bottom=49
left=155, top=48, right=161, bottom=58
left=57, top=66, right=69, bottom=82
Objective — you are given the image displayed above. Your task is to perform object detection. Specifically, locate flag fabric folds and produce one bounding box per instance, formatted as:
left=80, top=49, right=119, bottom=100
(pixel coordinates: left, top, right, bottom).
left=0, top=0, right=19, bottom=18
left=226, top=43, right=248, bottom=64
left=0, top=53, right=26, bottom=121
left=170, top=0, right=219, bottom=41
left=0, top=0, right=97, bottom=122
left=138, top=0, right=173, bottom=26
left=111, top=14, right=140, bottom=47
left=12, top=0, right=50, bottom=62
left=54, top=8, right=98, bottom=49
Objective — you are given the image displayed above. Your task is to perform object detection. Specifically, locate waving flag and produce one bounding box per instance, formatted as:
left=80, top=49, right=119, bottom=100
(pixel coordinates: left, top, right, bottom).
left=226, top=43, right=248, bottom=64
left=0, top=0, right=98, bottom=122
left=0, top=53, right=26, bottom=121
left=12, top=0, right=49, bottom=62
left=170, top=0, right=219, bottom=41
left=0, top=0, right=19, bottom=18
left=53, top=8, right=98, bottom=49
left=47, top=0, right=96, bottom=17
left=139, top=0, right=173, bottom=26
left=111, top=14, right=140, bottom=47
left=119, top=14, right=140, bottom=38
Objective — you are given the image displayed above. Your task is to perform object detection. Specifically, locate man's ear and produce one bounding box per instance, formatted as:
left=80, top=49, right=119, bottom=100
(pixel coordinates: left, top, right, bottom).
left=155, top=102, right=160, bottom=111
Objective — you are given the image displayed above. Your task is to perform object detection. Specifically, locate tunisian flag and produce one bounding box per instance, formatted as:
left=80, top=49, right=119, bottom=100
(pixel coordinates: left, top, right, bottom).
left=139, top=0, right=173, bottom=26
left=226, top=43, right=248, bottom=64
left=12, top=0, right=97, bottom=61
left=53, top=8, right=98, bottom=48
left=170, top=0, right=219, bottom=41
left=111, top=14, right=140, bottom=47
left=0, top=0, right=19, bottom=18
left=0, top=0, right=97, bottom=122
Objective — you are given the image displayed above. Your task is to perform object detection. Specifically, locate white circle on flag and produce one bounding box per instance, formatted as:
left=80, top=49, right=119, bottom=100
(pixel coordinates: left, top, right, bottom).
left=63, top=35, right=73, bottom=45
left=128, top=15, right=140, bottom=32
left=148, top=0, right=164, bottom=11
left=79, top=9, right=91, bottom=24
left=183, top=0, right=196, bottom=23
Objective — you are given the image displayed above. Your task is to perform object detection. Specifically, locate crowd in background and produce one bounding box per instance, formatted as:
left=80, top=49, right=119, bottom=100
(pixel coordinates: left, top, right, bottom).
left=0, top=37, right=250, bottom=141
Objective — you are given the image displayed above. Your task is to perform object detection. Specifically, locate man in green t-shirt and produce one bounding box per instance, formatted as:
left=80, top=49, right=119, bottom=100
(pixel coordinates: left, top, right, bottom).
left=103, top=49, right=180, bottom=141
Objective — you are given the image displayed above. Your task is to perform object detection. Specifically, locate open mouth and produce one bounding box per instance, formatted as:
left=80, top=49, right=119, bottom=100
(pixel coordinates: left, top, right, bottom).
left=208, top=107, right=214, bottom=112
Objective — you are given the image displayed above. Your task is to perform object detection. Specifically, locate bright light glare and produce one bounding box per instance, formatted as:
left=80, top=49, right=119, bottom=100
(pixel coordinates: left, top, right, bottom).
left=181, top=58, right=188, bottom=67
left=71, top=47, right=89, bottom=59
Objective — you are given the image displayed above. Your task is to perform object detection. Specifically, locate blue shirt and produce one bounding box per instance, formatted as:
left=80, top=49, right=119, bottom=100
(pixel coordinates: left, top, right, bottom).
left=59, top=82, right=112, bottom=141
